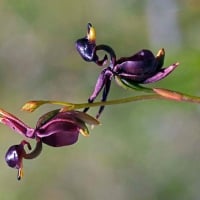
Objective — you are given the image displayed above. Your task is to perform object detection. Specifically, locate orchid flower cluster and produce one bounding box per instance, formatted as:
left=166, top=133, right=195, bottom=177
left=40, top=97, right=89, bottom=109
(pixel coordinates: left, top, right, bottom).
left=1, top=23, right=200, bottom=180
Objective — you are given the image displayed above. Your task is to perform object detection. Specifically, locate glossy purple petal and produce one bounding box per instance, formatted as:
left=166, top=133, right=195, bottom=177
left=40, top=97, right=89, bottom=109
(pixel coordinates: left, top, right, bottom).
left=37, top=120, right=79, bottom=147
left=35, top=110, right=95, bottom=147
left=142, top=63, right=179, bottom=84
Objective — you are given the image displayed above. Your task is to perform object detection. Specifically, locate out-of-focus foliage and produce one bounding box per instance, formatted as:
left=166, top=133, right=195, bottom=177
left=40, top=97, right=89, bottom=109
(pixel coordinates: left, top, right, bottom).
left=0, top=0, right=200, bottom=200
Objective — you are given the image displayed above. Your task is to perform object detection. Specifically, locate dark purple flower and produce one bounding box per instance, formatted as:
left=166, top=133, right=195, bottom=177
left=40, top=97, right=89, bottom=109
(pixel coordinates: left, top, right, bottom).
left=76, top=23, right=179, bottom=119
left=0, top=108, right=99, bottom=179
left=0, top=108, right=99, bottom=147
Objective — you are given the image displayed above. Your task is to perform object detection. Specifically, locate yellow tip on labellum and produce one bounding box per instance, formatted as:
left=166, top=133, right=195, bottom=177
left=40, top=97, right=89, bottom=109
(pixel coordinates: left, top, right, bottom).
left=17, top=168, right=24, bottom=180
left=156, top=48, right=165, bottom=58
left=87, top=23, right=96, bottom=42
left=80, top=128, right=89, bottom=137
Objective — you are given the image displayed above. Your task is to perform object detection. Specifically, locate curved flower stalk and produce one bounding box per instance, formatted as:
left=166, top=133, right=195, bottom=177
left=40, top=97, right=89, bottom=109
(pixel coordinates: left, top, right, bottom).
left=22, top=90, right=200, bottom=115
left=22, top=95, right=163, bottom=113
left=76, top=23, right=179, bottom=118
left=0, top=108, right=99, bottom=180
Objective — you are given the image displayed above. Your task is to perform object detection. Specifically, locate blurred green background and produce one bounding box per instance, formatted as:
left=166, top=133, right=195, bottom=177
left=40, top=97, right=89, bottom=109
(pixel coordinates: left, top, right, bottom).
left=0, top=0, right=200, bottom=199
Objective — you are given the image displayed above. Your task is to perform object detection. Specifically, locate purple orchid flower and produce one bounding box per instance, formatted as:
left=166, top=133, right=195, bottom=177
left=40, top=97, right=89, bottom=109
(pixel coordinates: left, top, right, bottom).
left=0, top=108, right=99, bottom=179
left=76, top=23, right=179, bottom=119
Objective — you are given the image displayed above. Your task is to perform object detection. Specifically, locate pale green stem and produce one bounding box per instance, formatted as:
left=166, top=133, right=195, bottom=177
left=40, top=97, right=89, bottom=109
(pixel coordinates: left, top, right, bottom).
left=22, top=88, right=200, bottom=113
left=22, top=94, right=162, bottom=112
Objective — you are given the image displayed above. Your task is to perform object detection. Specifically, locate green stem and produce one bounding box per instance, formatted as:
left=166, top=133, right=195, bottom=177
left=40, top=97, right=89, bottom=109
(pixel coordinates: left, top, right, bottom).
left=72, top=94, right=162, bottom=109
left=22, top=88, right=200, bottom=113
left=22, top=94, right=162, bottom=112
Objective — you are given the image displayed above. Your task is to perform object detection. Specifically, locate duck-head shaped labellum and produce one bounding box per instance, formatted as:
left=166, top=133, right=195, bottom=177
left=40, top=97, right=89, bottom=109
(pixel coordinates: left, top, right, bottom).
left=5, top=140, right=42, bottom=180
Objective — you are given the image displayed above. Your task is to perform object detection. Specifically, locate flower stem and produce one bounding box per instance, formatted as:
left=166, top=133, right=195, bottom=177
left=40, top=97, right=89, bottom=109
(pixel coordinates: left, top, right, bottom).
left=22, top=94, right=162, bottom=112
left=22, top=87, right=200, bottom=113
left=72, top=94, right=161, bottom=109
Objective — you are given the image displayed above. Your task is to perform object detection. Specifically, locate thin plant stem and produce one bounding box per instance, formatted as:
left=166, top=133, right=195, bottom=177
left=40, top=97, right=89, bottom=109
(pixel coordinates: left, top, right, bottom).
left=22, top=94, right=162, bottom=112
left=22, top=88, right=200, bottom=113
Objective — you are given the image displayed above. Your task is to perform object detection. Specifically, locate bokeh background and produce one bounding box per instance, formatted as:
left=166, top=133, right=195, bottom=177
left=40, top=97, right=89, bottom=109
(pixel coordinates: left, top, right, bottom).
left=0, top=0, right=200, bottom=199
